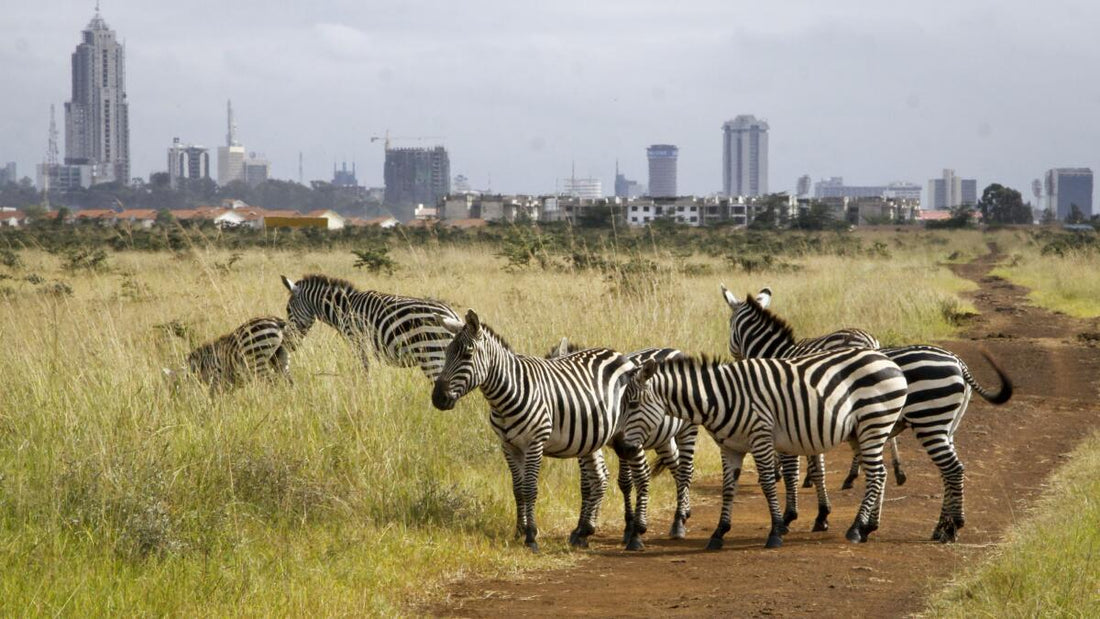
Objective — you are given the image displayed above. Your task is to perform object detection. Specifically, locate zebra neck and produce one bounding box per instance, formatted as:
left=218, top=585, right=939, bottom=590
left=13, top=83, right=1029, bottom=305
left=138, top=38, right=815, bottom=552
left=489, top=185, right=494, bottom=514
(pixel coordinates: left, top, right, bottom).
left=477, top=332, right=522, bottom=404
left=743, top=331, right=796, bottom=358
left=651, top=364, right=737, bottom=426
left=315, top=289, right=365, bottom=333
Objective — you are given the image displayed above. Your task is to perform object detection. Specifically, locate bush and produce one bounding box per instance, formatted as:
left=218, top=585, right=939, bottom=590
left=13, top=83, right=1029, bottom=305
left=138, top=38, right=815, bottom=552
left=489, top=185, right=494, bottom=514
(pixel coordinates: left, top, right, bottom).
left=352, top=245, right=397, bottom=274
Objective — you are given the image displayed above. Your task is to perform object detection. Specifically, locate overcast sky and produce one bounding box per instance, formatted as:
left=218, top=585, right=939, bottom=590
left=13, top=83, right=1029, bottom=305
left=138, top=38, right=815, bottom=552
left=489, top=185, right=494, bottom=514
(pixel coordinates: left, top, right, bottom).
left=3, top=1, right=1098, bottom=202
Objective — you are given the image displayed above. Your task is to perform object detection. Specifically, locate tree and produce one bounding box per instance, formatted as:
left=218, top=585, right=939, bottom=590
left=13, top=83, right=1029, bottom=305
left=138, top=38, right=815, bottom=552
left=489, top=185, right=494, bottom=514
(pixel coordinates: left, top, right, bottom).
left=155, top=208, right=176, bottom=227
left=1067, top=203, right=1086, bottom=224
left=748, top=194, right=791, bottom=230
left=977, top=183, right=1032, bottom=224
left=1040, top=208, right=1057, bottom=225
left=791, top=201, right=845, bottom=230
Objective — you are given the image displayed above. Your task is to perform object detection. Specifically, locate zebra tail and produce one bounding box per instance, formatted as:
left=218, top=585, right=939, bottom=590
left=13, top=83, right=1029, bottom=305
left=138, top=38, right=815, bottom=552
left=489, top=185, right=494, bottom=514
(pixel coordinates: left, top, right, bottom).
left=964, top=351, right=1014, bottom=405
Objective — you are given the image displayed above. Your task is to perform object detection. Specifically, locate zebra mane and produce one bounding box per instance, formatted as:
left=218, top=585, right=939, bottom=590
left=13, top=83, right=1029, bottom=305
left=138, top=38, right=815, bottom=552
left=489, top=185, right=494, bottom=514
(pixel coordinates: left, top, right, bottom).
left=474, top=320, right=514, bottom=353
left=296, top=273, right=359, bottom=295
left=655, top=353, right=731, bottom=373
left=545, top=340, right=586, bottom=358
left=743, top=293, right=796, bottom=344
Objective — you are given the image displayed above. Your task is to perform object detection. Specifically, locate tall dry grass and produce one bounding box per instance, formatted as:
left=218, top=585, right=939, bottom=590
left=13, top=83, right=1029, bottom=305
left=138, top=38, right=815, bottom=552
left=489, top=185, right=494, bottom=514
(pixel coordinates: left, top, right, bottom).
left=0, top=231, right=982, bottom=614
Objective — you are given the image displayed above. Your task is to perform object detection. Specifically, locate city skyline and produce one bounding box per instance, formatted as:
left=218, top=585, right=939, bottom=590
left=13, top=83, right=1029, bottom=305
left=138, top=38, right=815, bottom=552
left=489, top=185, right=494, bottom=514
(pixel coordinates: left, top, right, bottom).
left=2, top=1, right=1099, bottom=206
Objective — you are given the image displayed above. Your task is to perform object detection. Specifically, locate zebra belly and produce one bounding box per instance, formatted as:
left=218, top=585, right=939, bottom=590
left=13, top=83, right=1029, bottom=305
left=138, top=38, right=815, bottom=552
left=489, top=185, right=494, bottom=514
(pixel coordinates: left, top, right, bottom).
left=771, top=415, right=855, bottom=456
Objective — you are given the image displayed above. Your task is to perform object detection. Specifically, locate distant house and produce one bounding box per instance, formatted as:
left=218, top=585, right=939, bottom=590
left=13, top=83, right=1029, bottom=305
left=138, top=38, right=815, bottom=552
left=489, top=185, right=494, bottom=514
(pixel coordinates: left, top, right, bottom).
left=306, top=209, right=346, bottom=230
left=350, top=216, right=399, bottom=228
left=74, top=209, right=120, bottom=225
left=116, top=209, right=158, bottom=229
left=917, top=210, right=953, bottom=222
left=444, top=218, right=489, bottom=230
left=0, top=209, right=27, bottom=227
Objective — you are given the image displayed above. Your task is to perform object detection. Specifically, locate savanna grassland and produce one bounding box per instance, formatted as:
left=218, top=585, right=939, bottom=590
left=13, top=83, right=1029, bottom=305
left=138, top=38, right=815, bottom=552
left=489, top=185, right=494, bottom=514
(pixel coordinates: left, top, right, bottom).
left=0, top=225, right=1094, bottom=615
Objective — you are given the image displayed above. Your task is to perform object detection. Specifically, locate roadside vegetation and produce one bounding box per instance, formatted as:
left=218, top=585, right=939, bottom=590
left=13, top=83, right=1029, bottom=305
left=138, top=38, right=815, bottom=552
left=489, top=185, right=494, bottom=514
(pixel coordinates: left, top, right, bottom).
left=0, top=227, right=1054, bottom=614
left=991, top=228, right=1100, bottom=318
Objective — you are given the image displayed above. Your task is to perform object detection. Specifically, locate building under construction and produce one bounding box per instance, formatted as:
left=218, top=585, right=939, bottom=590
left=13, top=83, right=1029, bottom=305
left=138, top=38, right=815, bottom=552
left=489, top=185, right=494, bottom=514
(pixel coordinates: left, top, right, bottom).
left=383, top=146, right=450, bottom=221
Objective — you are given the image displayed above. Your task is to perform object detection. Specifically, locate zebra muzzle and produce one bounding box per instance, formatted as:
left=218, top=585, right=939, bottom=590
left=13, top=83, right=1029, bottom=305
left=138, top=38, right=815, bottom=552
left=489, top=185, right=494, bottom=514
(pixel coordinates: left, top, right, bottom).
left=431, top=383, right=458, bottom=410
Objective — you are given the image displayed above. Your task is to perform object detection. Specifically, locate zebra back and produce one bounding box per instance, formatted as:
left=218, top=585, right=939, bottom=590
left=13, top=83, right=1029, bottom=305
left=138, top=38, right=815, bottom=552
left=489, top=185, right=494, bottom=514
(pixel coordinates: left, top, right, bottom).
left=283, top=274, right=459, bottom=379
left=187, top=316, right=288, bottom=387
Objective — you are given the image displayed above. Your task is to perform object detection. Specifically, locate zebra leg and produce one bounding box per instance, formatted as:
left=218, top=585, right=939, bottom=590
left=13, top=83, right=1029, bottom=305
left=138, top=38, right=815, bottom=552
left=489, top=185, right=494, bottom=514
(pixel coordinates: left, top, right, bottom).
left=809, top=453, right=832, bottom=531
left=670, top=425, right=698, bottom=539
left=570, top=452, right=608, bottom=548
left=521, top=444, right=544, bottom=552
left=751, top=437, right=786, bottom=549
left=846, top=438, right=887, bottom=544
left=779, top=454, right=800, bottom=526
left=624, top=450, right=651, bottom=551
left=922, top=432, right=966, bottom=543
left=707, top=448, right=746, bottom=551
left=842, top=449, right=861, bottom=490
left=890, top=437, right=907, bottom=486
left=501, top=442, right=527, bottom=540
left=616, top=457, right=635, bottom=544
left=802, top=454, right=815, bottom=488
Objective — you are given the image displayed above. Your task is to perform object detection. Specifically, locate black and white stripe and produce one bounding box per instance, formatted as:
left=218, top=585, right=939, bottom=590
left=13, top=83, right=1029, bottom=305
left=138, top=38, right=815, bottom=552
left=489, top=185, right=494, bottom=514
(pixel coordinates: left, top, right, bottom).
left=722, top=286, right=1013, bottom=543
left=281, top=274, right=459, bottom=379
left=628, top=349, right=908, bottom=549
left=183, top=316, right=292, bottom=391
left=432, top=310, right=636, bottom=552
left=549, top=340, right=698, bottom=547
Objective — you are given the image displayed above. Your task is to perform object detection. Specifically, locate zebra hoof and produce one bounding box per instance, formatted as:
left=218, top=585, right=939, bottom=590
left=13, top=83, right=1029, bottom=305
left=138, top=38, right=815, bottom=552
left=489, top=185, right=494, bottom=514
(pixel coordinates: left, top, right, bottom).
left=801, top=476, right=814, bottom=489
left=622, top=527, right=633, bottom=545
left=894, top=470, right=908, bottom=486
left=625, top=536, right=645, bottom=551
left=841, top=476, right=857, bottom=490
left=765, top=534, right=783, bottom=549
left=845, top=525, right=864, bottom=544
left=568, top=532, right=590, bottom=549
left=782, top=509, right=798, bottom=526
left=705, top=537, right=724, bottom=551
left=525, top=541, right=539, bottom=553
left=812, top=517, right=829, bottom=532
left=669, top=519, right=687, bottom=540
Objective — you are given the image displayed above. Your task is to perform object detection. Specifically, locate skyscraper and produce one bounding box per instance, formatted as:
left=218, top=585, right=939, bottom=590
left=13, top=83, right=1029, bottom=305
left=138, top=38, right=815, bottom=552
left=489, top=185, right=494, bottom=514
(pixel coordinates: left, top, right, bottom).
left=926, top=169, right=978, bottom=210
left=796, top=174, right=811, bottom=198
left=722, top=115, right=769, bottom=197
left=383, top=146, right=450, bottom=221
left=217, top=100, right=246, bottom=186
left=64, top=7, right=130, bottom=184
left=1045, top=168, right=1093, bottom=220
left=167, top=138, right=210, bottom=188
left=647, top=144, right=678, bottom=197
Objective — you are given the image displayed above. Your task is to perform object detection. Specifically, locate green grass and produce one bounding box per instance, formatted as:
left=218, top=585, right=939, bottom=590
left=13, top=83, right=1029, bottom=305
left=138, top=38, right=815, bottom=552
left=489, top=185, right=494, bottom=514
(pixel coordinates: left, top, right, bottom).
left=926, top=431, right=1100, bottom=618
left=0, top=232, right=986, bottom=614
left=991, top=242, right=1100, bottom=318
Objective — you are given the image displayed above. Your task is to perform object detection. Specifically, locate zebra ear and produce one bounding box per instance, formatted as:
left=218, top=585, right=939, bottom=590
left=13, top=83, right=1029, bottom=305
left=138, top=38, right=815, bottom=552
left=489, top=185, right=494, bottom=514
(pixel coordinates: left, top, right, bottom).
left=755, top=287, right=773, bottom=309
left=556, top=337, right=570, bottom=357
left=281, top=275, right=297, bottom=293
left=464, top=309, right=482, bottom=337
left=636, top=359, right=658, bottom=384
left=720, top=283, right=741, bottom=309
left=440, top=316, right=464, bottom=334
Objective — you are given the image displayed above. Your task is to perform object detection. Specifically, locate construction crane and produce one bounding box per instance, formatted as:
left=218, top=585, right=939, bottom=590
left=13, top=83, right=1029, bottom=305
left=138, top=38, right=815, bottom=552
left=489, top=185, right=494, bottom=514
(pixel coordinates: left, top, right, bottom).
left=369, top=129, right=445, bottom=151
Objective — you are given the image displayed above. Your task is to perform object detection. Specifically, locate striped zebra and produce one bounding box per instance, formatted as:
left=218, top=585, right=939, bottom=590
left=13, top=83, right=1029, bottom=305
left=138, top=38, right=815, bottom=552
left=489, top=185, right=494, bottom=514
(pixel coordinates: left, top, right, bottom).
left=721, top=285, right=1013, bottom=543
left=626, top=349, right=908, bottom=549
left=173, top=316, right=293, bottom=392
left=280, top=274, right=459, bottom=380
left=432, top=310, right=637, bottom=552
left=549, top=339, right=698, bottom=546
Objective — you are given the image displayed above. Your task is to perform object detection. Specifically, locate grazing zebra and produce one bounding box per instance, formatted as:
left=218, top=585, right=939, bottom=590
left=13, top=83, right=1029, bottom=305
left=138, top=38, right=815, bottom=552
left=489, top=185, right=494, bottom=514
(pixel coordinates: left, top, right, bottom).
left=549, top=339, right=698, bottom=546
left=432, top=310, right=636, bottom=552
left=280, top=274, right=459, bottom=379
left=173, top=316, right=292, bottom=392
left=625, top=349, right=908, bottom=549
left=721, top=285, right=1014, bottom=543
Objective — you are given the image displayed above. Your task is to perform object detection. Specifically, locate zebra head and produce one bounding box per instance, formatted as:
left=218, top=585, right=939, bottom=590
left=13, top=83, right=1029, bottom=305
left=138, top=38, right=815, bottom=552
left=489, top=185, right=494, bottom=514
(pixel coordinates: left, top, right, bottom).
left=431, top=309, right=489, bottom=410
left=281, top=276, right=317, bottom=338
left=720, top=283, right=773, bottom=358
left=619, top=359, right=664, bottom=456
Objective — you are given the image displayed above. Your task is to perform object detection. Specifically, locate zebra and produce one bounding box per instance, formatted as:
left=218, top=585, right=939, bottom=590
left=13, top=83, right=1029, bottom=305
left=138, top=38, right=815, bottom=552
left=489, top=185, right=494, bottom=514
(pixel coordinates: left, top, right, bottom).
left=721, top=285, right=1014, bottom=543
left=624, top=348, right=908, bottom=549
left=721, top=286, right=908, bottom=488
left=432, top=309, right=637, bottom=552
left=168, top=316, right=293, bottom=392
left=280, top=274, right=459, bottom=380
left=548, top=339, right=699, bottom=545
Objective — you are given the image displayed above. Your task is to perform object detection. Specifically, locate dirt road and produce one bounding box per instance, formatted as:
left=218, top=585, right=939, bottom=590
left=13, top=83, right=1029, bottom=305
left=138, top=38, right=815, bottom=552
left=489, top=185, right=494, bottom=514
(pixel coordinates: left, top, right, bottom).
left=428, top=247, right=1100, bottom=617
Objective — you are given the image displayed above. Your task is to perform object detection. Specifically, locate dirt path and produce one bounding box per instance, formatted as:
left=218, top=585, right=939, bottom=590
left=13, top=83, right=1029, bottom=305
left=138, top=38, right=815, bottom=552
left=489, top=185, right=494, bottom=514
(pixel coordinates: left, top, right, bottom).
left=427, top=245, right=1100, bottom=617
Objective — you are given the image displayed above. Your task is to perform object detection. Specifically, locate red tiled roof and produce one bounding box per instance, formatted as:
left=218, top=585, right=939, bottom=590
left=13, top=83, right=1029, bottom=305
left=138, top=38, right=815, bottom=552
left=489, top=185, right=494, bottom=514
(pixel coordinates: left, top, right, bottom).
left=444, top=218, right=488, bottom=229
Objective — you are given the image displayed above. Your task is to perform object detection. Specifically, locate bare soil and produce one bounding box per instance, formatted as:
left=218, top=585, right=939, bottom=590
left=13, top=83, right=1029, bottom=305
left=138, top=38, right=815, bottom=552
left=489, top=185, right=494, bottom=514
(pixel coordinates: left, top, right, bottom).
left=427, top=245, right=1100, bottom=618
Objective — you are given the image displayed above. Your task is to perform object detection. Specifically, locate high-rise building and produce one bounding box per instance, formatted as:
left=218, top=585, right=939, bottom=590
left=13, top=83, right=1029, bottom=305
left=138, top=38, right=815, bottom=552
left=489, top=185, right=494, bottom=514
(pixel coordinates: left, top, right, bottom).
left=217, top=100, right=247, bottom=186
left=383, top=146, right=450, bottom=221
left=0, top=162, right=16, bottom=185
left=722, top=115, right=769, bottom=197
left=1045, top=168, right=1093, bottom=220
left=647, top=144, right=678, bottom=197
left=167, top=138, right=210, bottom=188
left=242, top=153, right=270, bottom=187
left=333, top=162, right=358, bottom=188
left=64, top=7, right=130, bottom=185
left=926, top=169, right=978, bottom=210
left=561, top=177, right=603, bottom=199
left=614, top=161, right=645, bottom=198
left=796, top=174, right=811, bottom=198
left=814, top=177, right=922, bottom=200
